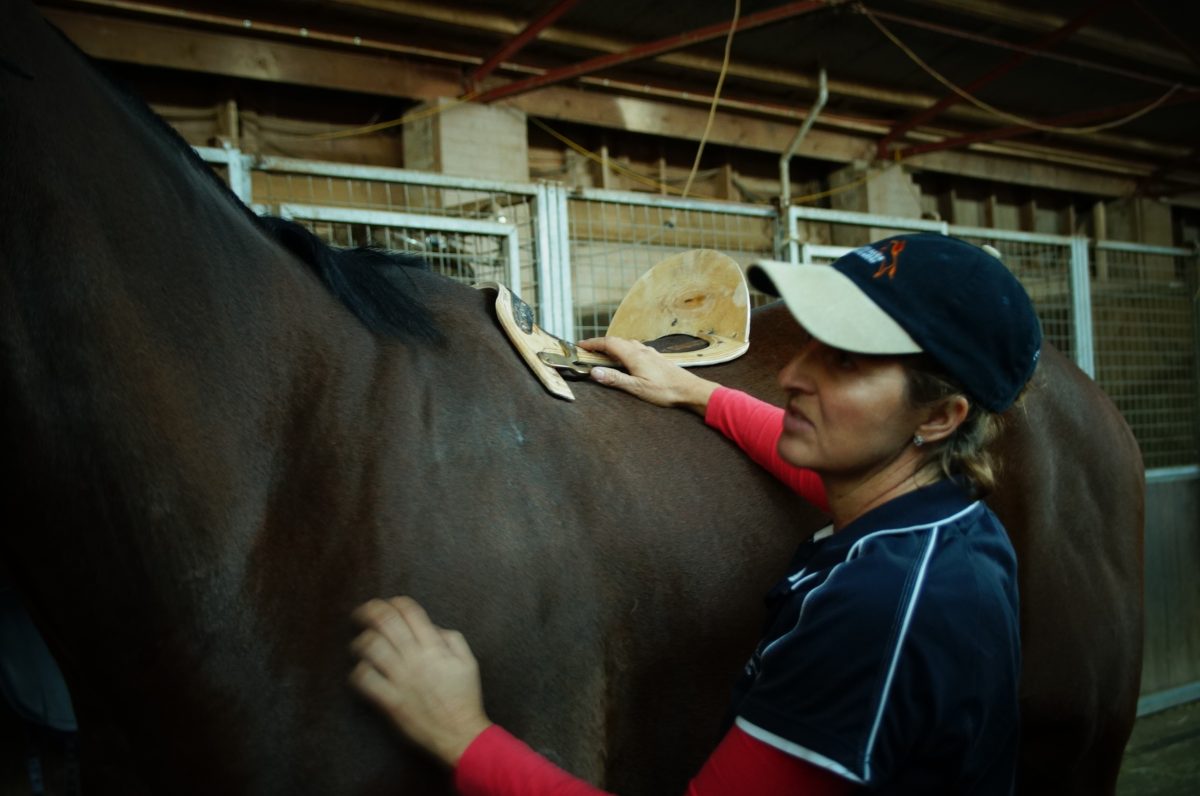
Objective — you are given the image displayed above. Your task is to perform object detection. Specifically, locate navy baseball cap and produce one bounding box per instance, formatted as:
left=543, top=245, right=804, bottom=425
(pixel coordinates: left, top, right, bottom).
left=749, top=233, right=1042, bottom=412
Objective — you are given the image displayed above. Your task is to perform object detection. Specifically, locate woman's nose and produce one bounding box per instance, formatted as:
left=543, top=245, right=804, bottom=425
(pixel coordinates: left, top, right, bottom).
left=777, top=341, right=819, bottom=393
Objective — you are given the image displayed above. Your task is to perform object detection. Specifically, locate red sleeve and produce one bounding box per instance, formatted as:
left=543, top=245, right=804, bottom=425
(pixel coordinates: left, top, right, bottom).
left=455, top=725, right=608, bottom=796
left=704, top=387, right=829, bottom=513
left=686, top=725, right=859, bottom=796
left=454, top=724, right=858, bottom=796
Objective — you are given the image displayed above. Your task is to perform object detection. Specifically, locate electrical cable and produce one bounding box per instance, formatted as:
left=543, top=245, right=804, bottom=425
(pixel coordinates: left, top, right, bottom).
left=859, top=4, right=1181, bottom=136
left=682, top=0, right=741, bottom=198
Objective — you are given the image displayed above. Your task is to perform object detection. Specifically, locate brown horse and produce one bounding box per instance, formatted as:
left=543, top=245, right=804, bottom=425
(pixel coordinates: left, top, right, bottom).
left=0, top=2, right=1142, bottom=794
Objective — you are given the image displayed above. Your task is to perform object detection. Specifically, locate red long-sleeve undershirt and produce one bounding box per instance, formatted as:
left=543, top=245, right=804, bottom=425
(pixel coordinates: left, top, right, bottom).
left=455, top=723, right=857, bottom=796
left=703, top=386, right=829, bottom=513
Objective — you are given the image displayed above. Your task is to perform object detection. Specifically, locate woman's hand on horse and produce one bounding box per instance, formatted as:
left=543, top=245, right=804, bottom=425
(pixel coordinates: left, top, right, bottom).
left=350, top=597, right=493, bottom=768
left=578, top=337, right=720, bottom=415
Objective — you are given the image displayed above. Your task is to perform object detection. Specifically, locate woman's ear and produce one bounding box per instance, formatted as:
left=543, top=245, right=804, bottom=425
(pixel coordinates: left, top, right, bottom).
left=917, top=395, right=970, bottom=444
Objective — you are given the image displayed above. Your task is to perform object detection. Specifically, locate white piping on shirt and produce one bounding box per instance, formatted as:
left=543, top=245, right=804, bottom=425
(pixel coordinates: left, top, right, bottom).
left=735, top=717, right=866, bottom=784
left=861, top=524, right=939, bottom=782
left=757, top=501, right=984, bottom=780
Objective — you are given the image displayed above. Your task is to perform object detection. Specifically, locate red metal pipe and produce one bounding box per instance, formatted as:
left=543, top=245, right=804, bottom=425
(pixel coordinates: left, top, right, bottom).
left=895, top=90, right=1200, bottom=159
left=473, top=0, right=834, bottom=104
left=469, top=0, right=583, bottom=88
left=876, top=0, right=1118, bottom=158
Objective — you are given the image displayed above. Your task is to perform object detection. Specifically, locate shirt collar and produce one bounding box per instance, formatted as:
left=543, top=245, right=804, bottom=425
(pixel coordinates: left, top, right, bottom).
left=823, top=478, right=976, bottom=551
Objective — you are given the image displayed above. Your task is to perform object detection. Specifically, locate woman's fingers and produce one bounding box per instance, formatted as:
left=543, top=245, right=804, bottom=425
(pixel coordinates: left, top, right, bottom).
left=348, top=597, right=492, bottom=767
left=352, top=596, right=447, bottom=658
left=578, top=336, right=648, bottom=367
left=388, top=595, right=445, bottom=649
left=580, top=336, right=716, bottom=412
left=349, top=658, right=399, bottom=709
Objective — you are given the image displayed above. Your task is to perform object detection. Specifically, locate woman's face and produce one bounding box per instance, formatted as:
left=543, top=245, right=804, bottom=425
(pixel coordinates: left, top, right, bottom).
left=776, top=330, right=925, bottom=480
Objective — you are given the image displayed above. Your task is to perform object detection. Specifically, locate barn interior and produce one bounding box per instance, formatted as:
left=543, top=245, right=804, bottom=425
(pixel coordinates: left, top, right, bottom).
left=7, top=1, right=1200, bottom=792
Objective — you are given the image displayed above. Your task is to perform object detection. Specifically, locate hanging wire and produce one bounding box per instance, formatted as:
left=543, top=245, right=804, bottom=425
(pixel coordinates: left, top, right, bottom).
left=530, top=117, right=689, bottom=194
left=858, top=3, right=1181, bottom=136
left=681, top=0, right=741, bottom=198
left=305, top=91, right=481, bottom=141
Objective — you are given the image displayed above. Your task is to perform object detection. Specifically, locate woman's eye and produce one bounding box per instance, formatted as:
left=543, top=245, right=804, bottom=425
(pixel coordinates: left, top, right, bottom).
left=836, top=350, right=857, bottom=369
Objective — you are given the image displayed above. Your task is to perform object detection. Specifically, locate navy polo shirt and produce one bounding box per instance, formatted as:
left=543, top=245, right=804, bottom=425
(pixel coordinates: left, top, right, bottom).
left=730, top=479, right=1020, bottom=794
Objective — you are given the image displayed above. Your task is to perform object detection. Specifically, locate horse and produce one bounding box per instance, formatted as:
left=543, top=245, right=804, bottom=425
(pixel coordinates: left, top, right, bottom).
left=0, top=2, right=1143, bottom=793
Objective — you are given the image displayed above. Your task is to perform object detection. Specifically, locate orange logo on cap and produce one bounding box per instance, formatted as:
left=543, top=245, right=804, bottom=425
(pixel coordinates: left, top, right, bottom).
left=873, top=239, right=906, bottom=280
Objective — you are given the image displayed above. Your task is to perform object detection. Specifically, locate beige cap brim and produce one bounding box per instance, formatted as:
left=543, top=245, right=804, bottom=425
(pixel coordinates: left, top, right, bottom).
left=749, top=260, right=922, bottom=355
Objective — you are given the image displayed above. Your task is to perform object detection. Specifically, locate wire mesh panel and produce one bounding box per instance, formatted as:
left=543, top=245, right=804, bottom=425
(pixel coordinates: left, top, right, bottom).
left=251, top=158, right=543, bottom=310
left=276, top=205, right=522, bottom=294
left=567, top=191, right=779, bottom=339
left=951, top=232, right=1076, bottom=361
left=1091, top=244, right=1199, bottom=468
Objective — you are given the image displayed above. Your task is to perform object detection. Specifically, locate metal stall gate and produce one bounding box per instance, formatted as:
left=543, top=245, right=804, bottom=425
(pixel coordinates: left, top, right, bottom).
left=197, top=147, right=574, bottom=339
left=564, top=189, right=778, bottom=339
left=1089, top=240, right=1200, bottom=713
left=198, top=146, right=1199, bottom=712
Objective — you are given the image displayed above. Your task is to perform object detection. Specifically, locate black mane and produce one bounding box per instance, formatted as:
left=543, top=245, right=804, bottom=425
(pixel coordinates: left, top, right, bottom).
left=259, top=217, right=441, bottom=342
left=49, top=19, right=441, bottom=343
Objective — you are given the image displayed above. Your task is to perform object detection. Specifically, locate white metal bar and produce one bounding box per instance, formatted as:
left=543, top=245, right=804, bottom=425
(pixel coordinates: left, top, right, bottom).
left=946, top=224, right=1075, bottom=246
left=788, top=207, right=801, bottom=264
left=225, top=151, right=252, bottom=205
left=1094, top=240, right=1196, bottom=257
left=788, top=206, right=949, bottom=233
left=193, top=145, right=233, bottom=165
left=572, top=187, right=776, bottom=217
left=505, top=227, right=522, bottom=298
left=1069, top=236, right=1096, bottom=378
left=1137, top=681, right=1200, bottom=716
left=553, top=184, right=574, bottom=340
left=1146, top=465, right=1200, bottom=483
left=277, top=204, right=514, bottom=237
left=534, top=184, right=558, bottom=335
left=546, top=183, right=565, bottom=337
left=195, top=145, right=252, bottom=204
left=257, top=156, right=539, bottom=196
left=804, top=244, right=854, bottom=261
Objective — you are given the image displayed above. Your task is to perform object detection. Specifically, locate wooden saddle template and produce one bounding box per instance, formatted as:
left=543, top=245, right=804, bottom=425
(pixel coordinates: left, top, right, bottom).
left=480, top=249, right=751, bottom=401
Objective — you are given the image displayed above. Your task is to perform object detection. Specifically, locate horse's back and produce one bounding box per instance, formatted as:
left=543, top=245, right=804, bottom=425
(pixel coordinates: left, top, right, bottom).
left=987, top=345, right=1143, bottom=795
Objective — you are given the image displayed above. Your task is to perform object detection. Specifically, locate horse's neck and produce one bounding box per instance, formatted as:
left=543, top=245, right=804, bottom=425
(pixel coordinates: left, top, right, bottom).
left=0, top=3, right=372, bottom=642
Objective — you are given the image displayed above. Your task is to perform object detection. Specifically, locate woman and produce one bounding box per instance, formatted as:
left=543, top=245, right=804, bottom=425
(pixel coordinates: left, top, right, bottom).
left=349, top=233, right=1041, bottom=795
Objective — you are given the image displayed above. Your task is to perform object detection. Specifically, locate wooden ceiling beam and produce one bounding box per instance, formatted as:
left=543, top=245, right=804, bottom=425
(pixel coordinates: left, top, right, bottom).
left=470, top=0, right=833, bottom=104
left=57, top=1, right=1190, bottom=163
left=43, top=7, right=463, bottom=99
left=43, top=6, right=1198, bottom=201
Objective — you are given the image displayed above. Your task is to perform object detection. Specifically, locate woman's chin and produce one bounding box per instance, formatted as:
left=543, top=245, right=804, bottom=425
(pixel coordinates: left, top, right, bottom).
left=777, top=439, right=817, bottom=470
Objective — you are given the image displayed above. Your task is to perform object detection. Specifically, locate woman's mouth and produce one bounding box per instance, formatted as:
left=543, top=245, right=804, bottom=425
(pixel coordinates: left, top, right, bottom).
left=783, top=404, right=814, bottom=435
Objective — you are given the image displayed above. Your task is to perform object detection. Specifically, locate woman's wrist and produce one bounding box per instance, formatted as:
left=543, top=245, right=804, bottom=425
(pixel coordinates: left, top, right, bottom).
left=678, top=379, right=720, bottom=416
left=434, top=717, right=495, bottom=768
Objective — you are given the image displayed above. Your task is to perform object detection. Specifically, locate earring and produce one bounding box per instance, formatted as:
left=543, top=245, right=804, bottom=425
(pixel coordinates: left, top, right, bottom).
left=913, top=434, right=925, bottom=447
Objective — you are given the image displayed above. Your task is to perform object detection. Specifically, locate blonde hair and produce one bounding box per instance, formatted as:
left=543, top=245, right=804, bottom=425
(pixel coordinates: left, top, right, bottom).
left=904, top=357, right=1022, bottom=497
